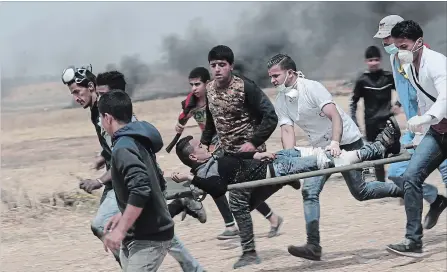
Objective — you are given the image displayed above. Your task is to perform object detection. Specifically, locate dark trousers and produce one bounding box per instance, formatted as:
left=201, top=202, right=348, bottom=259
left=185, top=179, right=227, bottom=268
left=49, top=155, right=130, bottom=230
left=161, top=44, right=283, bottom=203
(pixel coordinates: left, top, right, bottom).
left=229, top=184, right=283, bottom=252
left=365, top=119, right=388, bottom=182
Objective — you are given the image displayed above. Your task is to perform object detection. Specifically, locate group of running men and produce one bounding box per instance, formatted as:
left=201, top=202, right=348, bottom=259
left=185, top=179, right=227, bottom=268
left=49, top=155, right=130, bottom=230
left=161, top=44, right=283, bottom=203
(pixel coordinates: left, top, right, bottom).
left=61, top=15, right=446, bottom=272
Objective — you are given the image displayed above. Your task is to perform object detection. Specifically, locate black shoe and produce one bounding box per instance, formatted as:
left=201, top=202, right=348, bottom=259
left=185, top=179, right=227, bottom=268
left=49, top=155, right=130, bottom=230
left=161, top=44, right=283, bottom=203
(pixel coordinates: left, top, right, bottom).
left=288, top=180, right=301, bottom=190
left=376, top=116, right=401, bottom=155
left=423, top=195, right=447, bottom=230
left=268, top=216, right=284, bottom=238
left=287, top=243, right=322, bottom=261
left=386, top=239, right=423, bottom=257
left=181, top=197, right=207, bottom=223
left=217, top=228, right=239, bottom=240
left=233, top=250, right=261, bottom=269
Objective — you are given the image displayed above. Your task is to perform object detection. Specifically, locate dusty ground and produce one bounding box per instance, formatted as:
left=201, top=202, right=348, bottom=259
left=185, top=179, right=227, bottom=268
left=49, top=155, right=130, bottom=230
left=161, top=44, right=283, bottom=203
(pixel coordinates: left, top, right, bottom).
left=1, top=86, right=446, bottom=272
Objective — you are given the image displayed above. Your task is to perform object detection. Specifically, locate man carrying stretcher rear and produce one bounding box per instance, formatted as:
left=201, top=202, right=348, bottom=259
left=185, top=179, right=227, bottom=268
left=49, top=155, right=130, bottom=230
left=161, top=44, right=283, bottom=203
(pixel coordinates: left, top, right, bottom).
left=171, top=118, right=402, bottom=269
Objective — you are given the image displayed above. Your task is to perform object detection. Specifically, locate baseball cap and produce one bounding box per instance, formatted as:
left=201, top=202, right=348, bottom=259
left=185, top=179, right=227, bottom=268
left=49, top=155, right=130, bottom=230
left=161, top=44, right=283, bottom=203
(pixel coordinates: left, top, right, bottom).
left=373, top=15, right=404, bottom=39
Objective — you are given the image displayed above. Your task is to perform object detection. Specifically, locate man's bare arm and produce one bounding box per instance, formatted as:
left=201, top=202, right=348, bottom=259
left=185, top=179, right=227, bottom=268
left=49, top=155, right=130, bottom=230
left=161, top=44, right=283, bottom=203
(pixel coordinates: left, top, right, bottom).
left=322, top=103, right=343, bottom=143
left=281, top=125, right=296, bottom=149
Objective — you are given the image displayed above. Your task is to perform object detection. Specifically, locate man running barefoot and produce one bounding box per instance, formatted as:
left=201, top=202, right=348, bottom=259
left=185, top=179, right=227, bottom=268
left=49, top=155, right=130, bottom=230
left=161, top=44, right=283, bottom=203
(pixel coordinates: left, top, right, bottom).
left=171, top=118, right=402, bottom=269
left=201, top=45, right=285, bottom=242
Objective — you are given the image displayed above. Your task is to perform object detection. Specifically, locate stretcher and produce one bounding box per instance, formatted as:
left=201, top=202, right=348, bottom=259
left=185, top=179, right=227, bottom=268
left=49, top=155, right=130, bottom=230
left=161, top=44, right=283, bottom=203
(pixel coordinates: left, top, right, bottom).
left=164, top=150, right=413, bottom=201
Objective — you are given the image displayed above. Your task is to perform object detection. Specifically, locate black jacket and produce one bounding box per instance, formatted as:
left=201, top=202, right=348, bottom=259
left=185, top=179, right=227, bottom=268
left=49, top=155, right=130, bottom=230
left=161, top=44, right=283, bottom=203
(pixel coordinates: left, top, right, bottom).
left=90, top=102, right=113, bottom=192
left=191, top=152, right=272, bottom=198
left=111, top=121, right=174, bottom=243
left=350, top=70, right=395, bottom=125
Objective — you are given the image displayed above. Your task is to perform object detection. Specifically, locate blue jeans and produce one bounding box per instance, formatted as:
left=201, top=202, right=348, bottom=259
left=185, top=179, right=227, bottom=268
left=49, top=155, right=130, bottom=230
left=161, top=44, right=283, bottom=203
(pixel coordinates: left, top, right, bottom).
left=300, top=139, right=402, bottom=246
left=399, top=128, right=447, bottom=243
left=388, top=131, right=444, bottom=203
left=91, top=189, right=121, bottom=262
left=273, top=149, right=320, bottom=176
left=92, top=189, right=204, bottom=271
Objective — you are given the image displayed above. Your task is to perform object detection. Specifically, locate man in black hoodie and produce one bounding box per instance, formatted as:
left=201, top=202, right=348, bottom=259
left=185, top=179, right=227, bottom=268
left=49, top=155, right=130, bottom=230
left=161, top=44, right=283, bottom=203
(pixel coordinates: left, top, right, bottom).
left=99, top=90, right=174, bottom=272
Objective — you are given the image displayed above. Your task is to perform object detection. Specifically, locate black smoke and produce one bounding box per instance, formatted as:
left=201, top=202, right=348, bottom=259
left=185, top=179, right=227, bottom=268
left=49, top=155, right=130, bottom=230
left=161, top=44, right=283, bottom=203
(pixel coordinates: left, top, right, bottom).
left=105, top=54, right=152, bottom=98
left=158, top=2, right=447, bottom=87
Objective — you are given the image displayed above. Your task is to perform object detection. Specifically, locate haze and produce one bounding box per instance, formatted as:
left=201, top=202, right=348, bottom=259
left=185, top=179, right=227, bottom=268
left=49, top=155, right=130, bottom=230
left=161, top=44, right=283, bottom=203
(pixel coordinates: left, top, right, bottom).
left=1, top=1, right=446, bottom=88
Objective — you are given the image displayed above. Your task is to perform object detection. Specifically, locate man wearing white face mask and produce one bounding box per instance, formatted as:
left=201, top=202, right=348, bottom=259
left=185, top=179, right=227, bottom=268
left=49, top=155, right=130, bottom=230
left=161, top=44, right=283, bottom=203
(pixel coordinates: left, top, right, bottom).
left=386, top=20, right=447, bottom=257
left=374, top=15, right=447, bottom=232
left=267, top=54, right=404, bottom=261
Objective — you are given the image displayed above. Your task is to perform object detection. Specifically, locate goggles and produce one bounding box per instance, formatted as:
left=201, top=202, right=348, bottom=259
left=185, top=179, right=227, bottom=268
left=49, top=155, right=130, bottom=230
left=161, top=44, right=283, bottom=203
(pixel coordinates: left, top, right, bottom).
left=61, top=64, right=92, bottom=85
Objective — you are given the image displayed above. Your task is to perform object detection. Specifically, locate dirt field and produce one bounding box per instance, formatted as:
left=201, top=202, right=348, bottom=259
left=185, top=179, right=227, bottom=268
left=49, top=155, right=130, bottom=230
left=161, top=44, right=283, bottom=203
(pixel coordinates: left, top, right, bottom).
left=1, top=87, right=446, bottom=272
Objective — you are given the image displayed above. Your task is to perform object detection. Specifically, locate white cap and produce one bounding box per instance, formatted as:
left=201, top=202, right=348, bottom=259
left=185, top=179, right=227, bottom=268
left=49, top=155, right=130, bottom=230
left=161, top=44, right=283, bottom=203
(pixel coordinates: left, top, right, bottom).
left=373, top=15, right=404, bottom=39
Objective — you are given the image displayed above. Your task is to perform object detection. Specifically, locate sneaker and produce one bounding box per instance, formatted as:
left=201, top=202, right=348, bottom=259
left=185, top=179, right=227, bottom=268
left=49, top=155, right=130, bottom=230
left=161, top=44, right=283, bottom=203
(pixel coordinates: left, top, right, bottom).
left=233, top=251, right=261, bottom=269
left=268, top=216, right=284, bottom=238
left=423, top=195, right=447, bottom=230
left=217, top=228, right=239, bottom=240
left=386, top=239, right=423, bottom=257
left=287, top=243, right=322, bottom=261
left=182, top=197, right=207, bottom=224
left=375, top=116, right=401, bottom=155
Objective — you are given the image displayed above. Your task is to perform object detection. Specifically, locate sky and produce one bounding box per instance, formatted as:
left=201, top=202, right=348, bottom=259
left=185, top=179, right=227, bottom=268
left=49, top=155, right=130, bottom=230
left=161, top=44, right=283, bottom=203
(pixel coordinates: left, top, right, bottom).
left=0, top=1, right=253, bottom=78
left=1, top=1, right=446, bottom=85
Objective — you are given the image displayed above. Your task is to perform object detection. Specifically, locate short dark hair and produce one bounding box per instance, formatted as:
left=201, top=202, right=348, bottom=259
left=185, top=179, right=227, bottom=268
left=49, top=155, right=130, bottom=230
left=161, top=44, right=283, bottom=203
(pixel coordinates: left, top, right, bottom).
left=96, top=71, right=127, bottom=91
left=188, top=67, right=211, bottom=83
left=208, top=45, right=234, bottom=65
left=267, top=54, right=297, bottom=71
left=175, top=136, right=195, bottom=168
left=365, top=45, right=381, bottom=59
left=391, top=20, right=423, bottom=41
left=98, top=90, right=133, bottom=123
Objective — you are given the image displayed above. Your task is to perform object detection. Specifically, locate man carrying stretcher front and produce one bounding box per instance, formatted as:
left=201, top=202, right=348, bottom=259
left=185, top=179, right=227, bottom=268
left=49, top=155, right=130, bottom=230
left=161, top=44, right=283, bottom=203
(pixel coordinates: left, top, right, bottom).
left=171, top=117, right=402, bottom=269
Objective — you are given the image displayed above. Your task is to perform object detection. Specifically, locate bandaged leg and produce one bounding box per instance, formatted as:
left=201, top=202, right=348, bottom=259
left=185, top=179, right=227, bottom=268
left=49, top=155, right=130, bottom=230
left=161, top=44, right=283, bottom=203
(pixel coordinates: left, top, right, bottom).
left=293, top=147, right=332, bottom=169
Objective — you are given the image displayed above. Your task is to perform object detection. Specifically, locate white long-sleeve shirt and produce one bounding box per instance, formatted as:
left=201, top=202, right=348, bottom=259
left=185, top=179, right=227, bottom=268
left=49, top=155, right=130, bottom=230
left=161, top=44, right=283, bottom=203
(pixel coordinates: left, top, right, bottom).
left=404, top=46, right=447, bottom=133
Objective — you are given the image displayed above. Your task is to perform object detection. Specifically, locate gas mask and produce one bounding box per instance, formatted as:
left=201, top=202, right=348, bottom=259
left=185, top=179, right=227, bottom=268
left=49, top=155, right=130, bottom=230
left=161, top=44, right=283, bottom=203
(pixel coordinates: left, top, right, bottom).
left=398, top=38, right=423, bottom=65
left=276, top=70, right=305, bottom=100
left=383, top=43, right=399, bottom=55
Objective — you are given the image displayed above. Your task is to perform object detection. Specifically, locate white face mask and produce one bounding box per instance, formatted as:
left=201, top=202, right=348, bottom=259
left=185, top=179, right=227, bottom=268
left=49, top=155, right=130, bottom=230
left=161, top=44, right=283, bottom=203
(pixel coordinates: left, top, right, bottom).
left=276, top=70, right=304, bottom=93
left=398, top=38, right=423, bottom=65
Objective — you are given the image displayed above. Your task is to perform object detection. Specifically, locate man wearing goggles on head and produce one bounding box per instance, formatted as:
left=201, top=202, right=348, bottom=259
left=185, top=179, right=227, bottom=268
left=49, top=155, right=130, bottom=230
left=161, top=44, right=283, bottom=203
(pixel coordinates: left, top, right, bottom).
left=62, top=66, right=207, bottom=271
left=62, top=65, right=124, bottom=265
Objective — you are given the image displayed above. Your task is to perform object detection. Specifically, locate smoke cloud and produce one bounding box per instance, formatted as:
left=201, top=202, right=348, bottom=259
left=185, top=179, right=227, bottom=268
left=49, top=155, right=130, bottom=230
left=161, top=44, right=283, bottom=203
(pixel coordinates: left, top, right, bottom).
left=159, top=2, right=447, bottom=87
left=1, top=2, right=446, bottom=100
left=105, top=55, right=152, bottom=98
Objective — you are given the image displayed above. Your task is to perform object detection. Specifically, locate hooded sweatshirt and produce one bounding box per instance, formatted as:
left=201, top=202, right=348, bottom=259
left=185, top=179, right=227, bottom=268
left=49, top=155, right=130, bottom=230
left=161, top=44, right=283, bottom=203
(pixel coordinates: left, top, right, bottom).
left=111, top=121, right=174, bottom=243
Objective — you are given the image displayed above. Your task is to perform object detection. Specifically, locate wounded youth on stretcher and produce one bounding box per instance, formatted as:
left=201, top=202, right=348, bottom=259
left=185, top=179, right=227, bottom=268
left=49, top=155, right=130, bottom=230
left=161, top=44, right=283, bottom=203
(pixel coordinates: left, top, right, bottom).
left=187, top=138, right=397, bottom=197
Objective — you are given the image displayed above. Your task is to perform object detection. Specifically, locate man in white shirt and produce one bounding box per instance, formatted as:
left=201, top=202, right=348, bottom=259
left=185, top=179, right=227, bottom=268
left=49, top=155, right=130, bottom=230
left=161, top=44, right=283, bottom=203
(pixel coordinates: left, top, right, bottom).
left=267, top=54, right=404, bottom=261
left=387, top=20, right=447, bottom=257
left=374, top=15, right=447, bottom=232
